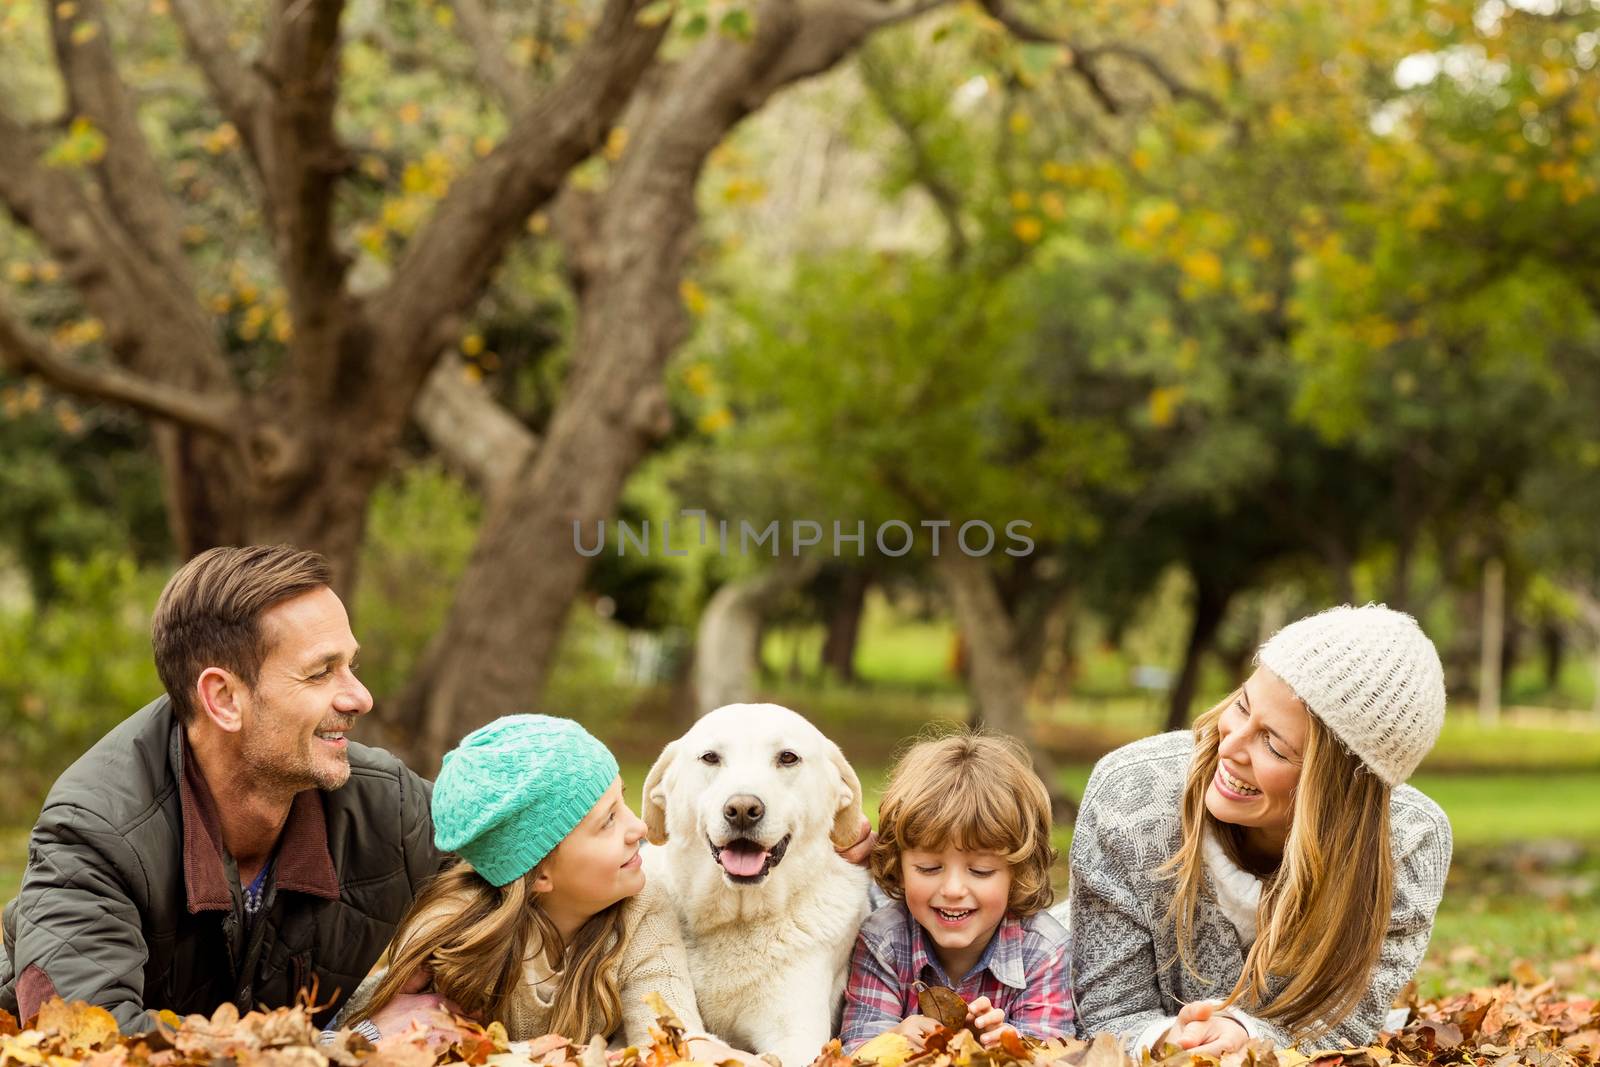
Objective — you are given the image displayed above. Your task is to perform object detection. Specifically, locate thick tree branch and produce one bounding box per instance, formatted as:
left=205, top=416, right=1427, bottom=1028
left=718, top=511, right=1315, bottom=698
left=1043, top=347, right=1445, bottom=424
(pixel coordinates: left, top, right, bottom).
left=371, top=0, right=669, bottom=385
left=0, top=299, right=238, bottom=437
left=450, top=0, right=534, bottom=111
left=46, top=0, right=192, bottom=276
left=413, top=352, right=538, bottom=495
left=258, top=0, right=357, bottom=404
left=0, top=106, right=234, bottom=394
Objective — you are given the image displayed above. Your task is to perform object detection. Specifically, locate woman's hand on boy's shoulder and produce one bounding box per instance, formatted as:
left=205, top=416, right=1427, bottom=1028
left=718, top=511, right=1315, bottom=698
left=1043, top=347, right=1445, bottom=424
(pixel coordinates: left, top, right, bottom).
left=835, top=817, right=875, bottom=866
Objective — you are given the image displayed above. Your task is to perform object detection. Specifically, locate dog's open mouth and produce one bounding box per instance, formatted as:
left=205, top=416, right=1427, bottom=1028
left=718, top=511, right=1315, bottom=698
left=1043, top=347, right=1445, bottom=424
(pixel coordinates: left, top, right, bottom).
left=707, top=833, right=792, bottom=883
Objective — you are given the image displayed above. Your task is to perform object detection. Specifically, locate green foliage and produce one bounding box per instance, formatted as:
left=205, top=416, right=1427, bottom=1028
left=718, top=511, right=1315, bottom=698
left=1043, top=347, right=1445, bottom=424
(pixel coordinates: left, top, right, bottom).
left=0, top=389, right=169, bottom=602
left=353, top=462, right=483, bottom=701
left=0, top=553, right=164, bottom=821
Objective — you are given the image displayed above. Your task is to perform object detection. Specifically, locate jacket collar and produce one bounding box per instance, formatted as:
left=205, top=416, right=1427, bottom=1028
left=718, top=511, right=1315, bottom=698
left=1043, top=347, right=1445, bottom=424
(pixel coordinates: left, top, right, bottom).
left=170, top=719, right=341, bottom=913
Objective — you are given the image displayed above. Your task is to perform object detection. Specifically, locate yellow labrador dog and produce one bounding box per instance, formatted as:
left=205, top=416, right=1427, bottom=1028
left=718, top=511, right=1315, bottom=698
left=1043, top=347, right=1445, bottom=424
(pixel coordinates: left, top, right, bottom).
left=642, top=703, right=870, bottom=1067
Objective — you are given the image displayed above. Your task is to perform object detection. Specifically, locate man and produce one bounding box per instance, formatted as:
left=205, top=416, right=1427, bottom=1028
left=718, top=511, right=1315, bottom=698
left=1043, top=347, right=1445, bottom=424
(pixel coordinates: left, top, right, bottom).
left=0, top=546, right=452, bottom=1034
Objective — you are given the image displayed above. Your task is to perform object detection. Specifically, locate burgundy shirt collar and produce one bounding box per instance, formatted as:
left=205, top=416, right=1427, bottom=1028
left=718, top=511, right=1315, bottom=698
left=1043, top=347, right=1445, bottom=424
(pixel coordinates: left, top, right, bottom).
left=174, top=725, right=341, bottom=913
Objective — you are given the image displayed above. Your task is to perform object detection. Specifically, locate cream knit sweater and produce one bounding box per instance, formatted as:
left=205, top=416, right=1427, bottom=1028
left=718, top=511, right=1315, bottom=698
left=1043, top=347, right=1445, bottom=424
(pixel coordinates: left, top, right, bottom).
left=339, top=879, right=704, bottom=1046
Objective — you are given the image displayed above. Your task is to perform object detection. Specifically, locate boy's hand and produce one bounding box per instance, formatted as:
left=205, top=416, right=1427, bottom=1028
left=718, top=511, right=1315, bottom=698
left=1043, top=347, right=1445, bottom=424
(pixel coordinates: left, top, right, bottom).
left=891, top=1014, right=941, bottom=1048
left=965, top=996, right=1017, bottom=1049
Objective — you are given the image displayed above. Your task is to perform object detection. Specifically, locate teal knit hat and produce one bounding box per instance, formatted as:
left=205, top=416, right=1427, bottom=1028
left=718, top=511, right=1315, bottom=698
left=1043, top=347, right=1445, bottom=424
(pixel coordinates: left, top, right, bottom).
left=432, top=714, right=620, bottom=887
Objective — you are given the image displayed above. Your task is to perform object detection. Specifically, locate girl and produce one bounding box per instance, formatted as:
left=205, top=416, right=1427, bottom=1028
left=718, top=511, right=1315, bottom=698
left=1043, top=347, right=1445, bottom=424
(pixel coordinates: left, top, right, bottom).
left=1070, top=604, right=1453, bottom=1053
left=345, top=714, right=743, bottom=1055
left=839, top=732, right=1073, bottom=1053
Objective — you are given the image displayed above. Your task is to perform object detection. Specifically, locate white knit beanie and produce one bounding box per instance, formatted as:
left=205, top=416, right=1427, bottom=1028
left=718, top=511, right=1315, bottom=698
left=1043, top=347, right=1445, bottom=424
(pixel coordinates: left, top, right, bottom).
left=1256, top=604, right=1446, bottom=786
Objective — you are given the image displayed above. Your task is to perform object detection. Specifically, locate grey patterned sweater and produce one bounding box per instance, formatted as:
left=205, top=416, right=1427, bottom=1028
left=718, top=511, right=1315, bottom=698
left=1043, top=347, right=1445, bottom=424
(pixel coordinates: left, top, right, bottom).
left=1068, top=732, right=1451, bottom=1051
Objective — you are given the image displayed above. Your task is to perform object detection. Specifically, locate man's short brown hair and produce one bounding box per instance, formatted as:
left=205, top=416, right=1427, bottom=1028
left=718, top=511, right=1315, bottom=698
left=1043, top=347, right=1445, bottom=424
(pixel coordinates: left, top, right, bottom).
left=152, top=545, right=333, bottom=723
left=869, top=730, right=1058, bottom=915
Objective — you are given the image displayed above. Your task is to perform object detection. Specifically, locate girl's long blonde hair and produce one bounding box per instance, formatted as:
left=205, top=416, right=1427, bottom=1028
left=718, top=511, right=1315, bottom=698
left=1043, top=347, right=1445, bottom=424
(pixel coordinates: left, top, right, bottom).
left=1162, top=691, right=1394, bottom=1040
left=350, top=860, right=633, bottom=1040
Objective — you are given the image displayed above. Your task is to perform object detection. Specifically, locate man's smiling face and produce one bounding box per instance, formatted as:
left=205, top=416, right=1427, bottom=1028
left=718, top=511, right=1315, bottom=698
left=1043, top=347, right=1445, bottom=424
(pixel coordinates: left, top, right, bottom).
left=237, top=586, right=372, bottom=792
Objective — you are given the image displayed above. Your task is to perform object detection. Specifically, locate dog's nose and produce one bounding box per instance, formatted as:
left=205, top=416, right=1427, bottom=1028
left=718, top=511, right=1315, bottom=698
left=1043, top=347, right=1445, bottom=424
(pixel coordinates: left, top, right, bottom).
left=722, top=794, right=765, bottom=830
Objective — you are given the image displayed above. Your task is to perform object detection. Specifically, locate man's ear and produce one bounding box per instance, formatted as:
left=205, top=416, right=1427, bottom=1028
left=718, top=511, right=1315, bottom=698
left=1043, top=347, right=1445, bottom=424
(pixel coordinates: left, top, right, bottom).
left=194, top=667, right=247, bottom=733
left=828, top=743, right=866, bottom=849
left=641, top=740, right=680, bottom=846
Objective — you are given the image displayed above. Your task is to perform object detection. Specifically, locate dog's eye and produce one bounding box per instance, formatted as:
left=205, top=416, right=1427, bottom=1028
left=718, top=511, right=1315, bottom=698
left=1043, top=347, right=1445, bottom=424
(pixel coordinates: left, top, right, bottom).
left=776, top=750, right=800, bottom=767
left=699, top=751, right=721, bottom=766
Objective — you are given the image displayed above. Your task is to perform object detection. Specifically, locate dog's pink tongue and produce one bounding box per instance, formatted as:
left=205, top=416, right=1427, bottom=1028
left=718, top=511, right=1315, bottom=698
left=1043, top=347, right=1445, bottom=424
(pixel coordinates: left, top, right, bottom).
left=719, top=847, right=768, bottom=877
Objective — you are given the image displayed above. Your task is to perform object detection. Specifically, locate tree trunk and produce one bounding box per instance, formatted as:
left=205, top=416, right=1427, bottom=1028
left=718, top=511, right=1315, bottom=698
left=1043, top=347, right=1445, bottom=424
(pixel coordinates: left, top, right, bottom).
left=1479, top=556, right=1505, bottom=725
left=389, top=0, right=933, bottom=767
left=1028, top=590, right=1078, bottom=704
left=1540, top=621, right=1565, bottom=692
left=693, top=558, right=822, bottom=715
left=1164, top=577, right=1232, bottom=731
left=820, top=569, right=870, bottom=683
left=1, top=0, right=665, bottom=605
left=1389, top=528, right=1415, bottom=612
left=936, top=552, right=1075, bottom=819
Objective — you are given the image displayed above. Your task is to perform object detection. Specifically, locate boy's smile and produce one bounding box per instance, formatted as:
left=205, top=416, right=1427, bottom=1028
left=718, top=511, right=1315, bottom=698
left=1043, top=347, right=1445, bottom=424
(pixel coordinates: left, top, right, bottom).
left=901, top=846, right=1013, bottom=982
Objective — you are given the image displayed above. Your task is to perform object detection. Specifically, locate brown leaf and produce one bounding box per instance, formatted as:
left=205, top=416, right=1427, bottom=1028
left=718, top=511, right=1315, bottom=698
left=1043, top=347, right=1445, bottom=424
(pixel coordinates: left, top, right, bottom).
left=915, top=985, right=970, bottom=1034
left=996, top=1030, right=1030, bottom=1060
left=1512, top=962, right=1545, bottom=987
left=0, top=1011, right=18, bottom=1039
left=35, top=999, right=120, bottom=1053
left=1082, top=1033, right=1127, bottom=1067
left=363, top=1039, right=438, bottom=1067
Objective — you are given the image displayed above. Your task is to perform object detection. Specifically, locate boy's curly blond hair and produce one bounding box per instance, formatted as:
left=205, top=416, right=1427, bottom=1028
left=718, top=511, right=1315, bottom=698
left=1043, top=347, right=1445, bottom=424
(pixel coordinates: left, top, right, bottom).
left=869, top=730, right=1057, bottom=915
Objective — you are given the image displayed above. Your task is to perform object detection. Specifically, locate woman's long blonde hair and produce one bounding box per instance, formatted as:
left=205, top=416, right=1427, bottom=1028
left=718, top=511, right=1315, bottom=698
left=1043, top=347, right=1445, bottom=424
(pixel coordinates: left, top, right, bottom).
left=350, top=860, right=633, bottom=1040
left=1162, top=690, right=1394, bottom=1040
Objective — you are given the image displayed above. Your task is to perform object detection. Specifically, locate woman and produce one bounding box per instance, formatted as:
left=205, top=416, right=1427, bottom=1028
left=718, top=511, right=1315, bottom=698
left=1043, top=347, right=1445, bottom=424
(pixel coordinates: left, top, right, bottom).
left=1069, top=604, right=1452, bottom=1052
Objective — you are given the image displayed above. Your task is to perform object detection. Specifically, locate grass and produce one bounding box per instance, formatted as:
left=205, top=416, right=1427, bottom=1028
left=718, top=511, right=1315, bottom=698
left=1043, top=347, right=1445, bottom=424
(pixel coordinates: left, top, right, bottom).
left=1418, top=845, right=1600, bottom=997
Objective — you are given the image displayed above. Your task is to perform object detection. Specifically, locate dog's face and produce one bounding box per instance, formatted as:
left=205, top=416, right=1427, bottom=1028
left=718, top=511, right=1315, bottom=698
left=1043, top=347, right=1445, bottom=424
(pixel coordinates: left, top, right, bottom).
left=642, top=703, right=864, bottom=887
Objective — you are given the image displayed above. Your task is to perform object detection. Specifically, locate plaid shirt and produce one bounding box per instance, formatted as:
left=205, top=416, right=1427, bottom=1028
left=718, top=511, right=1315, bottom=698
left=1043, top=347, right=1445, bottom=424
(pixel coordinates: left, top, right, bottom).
left=839, top=901, right=1074, bottom=1052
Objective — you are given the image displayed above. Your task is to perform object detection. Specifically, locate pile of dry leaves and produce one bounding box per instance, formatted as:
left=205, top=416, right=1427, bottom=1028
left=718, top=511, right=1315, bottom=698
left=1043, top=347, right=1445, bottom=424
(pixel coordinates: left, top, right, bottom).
left=2, top=959, right=1595, bottom=1067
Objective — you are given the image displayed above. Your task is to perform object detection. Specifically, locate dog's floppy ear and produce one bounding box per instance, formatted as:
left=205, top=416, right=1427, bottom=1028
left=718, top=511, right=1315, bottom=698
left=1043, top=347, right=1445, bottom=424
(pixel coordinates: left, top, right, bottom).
left=642, top=739, right=680, bottom=846
left=828, top=743, right=867, bottom=850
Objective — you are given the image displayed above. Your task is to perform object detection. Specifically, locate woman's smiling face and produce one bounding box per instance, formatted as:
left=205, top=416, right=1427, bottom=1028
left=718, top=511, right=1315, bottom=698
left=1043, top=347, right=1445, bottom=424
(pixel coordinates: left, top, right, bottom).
left=1205, top=667, right=1310, bottom=853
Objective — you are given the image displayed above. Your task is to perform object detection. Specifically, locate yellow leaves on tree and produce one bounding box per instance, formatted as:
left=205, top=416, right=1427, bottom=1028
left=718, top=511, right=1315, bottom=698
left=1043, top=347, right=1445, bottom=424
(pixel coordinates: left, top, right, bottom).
left=1148, top=385, right=1186, bottom=428
left=1177, top=250, right=1223, bottom=290
left=44, top=117, right=107, bottom=169
left=679, top=279, right=709, bottom=317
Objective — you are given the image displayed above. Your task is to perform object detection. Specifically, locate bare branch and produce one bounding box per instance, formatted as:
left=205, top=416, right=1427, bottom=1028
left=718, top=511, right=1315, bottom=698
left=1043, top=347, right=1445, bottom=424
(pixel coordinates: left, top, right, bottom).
left=977, top=0, right=1225, bottom=117
left=858, top=50, right=968, bottom=265
left=413, top=352, right=538, bottom=495
left=167, top=0, right=270, bottom=161
left=869, top=0, right=955, bottom=31
left=451, top=0, right=534, bottom=111
left=0, top=299, right=238, bottom=437
left=1080, top=41, right=1223, bottom=113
